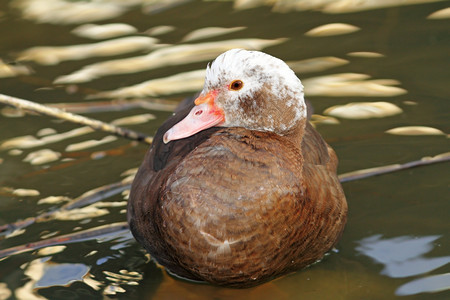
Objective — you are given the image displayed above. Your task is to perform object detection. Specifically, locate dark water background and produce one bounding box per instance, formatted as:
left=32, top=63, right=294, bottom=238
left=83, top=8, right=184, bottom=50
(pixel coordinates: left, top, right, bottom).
left=0, top=0, right=449, bottom=299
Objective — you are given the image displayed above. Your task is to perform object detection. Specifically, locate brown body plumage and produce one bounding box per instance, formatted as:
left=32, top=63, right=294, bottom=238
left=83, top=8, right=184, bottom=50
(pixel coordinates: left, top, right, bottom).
left=128, top=49, right=347, bottom=287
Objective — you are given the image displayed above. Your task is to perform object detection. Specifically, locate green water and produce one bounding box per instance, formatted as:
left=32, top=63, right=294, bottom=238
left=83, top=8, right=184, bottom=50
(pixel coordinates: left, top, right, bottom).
left=0, top=0, right=449, bottom=299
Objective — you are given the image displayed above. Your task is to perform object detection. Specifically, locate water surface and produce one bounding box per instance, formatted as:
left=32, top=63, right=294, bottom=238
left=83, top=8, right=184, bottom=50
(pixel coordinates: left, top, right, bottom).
left=0, top=0, right=449, bottom=299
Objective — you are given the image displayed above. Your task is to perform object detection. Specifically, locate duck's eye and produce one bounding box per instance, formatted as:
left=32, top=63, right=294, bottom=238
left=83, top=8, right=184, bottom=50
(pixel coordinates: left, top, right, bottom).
left=229, top=80, right=244, bottom=91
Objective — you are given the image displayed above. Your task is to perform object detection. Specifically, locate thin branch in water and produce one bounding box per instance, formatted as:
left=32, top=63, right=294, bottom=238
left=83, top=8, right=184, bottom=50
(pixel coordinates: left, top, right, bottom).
left=339, top=152, right=450, bottom=183
left=62, top=181, right=131, bottom=210
left=0, top=181, right=130, bottom=236
left=0, top=222, right=129, bottom=258
left=0, top=94, right=153, bottom=145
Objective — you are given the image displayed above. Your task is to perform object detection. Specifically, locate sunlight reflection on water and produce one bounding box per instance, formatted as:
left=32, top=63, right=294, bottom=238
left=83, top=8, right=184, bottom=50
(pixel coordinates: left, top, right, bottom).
left=396, top=273, right=450, bottom=296
left=356, top=235, right=450, bottom=295
left=356, top=234, right=450, bottom=278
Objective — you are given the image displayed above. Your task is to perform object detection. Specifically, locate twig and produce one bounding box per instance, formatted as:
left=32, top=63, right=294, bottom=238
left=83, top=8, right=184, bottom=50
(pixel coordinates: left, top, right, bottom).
left=0, top=181, right=131, bottom=235
left=0, top=222, right=129, bottom=258
left=339, top=152, right=450, bottom=183
left=0, top=93, right=153, bottom=145
left=62, top=181, right=131, bottom=210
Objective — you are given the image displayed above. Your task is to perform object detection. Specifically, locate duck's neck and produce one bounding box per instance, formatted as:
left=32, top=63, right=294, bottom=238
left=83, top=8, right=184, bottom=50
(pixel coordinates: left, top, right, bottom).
left=281, top=118, right=307, bottom=151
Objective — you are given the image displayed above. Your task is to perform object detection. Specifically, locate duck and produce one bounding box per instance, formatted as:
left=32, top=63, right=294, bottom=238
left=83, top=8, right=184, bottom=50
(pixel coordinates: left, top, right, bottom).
left=127, top=49, right=347, bottom=288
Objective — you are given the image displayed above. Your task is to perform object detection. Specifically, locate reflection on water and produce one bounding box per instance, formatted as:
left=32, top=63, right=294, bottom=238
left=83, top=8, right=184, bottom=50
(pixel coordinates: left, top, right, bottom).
left=12, top=0, right=450, bottom=23
left=33, top=260, right=89, bottom=288
left=356, top=235, right=450, bottom=296
left=72, top=23, right=139, bottom=40
left=356, top=235, right=450, bottom=278
left=92, top=69, right=207, bottom=99
left=386, top=126, right=447, bottom=136
left=304, top=23, right=360, bottom=37
left=181, top=26, right=247, bottom=42
left=231, top=0, right=448, bottom=13
left=396, top=273, right=450, bottom=296
left=12, top=0, right=133, bottom=24
left=303, top=74, right=406, bottom=98
left=324, top=101, right=403, bottom=119
left=17, top=257, right=90, bottom=298
left=427, top=7, right=450, bottom=19
left=53, top=38, right=286, bottom=84
left=0, top=60, right=31, bottom=78
left=18, top=36, right=160, bottom=65
left=1, top=0, right=449, bottom=298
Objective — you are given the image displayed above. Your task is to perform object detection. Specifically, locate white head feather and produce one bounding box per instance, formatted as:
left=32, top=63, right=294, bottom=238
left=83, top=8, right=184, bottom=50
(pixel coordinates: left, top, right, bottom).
left=203, top=49, right=306, bottom=134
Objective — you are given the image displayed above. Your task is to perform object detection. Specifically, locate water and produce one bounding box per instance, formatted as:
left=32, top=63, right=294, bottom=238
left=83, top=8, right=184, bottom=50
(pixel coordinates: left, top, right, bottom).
left=0, top=0, right=449, bottom=299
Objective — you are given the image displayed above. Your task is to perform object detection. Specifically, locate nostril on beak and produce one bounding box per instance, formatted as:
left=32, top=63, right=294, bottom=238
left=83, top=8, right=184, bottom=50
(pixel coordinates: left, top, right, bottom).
left=163, top=130, right=171, bottom=144
left=194, top=110, right=203, bottom=116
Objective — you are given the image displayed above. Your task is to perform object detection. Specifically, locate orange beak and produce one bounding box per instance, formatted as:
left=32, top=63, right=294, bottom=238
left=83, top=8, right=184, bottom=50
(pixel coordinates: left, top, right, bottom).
left=163, top=90, right=225, bottom=144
